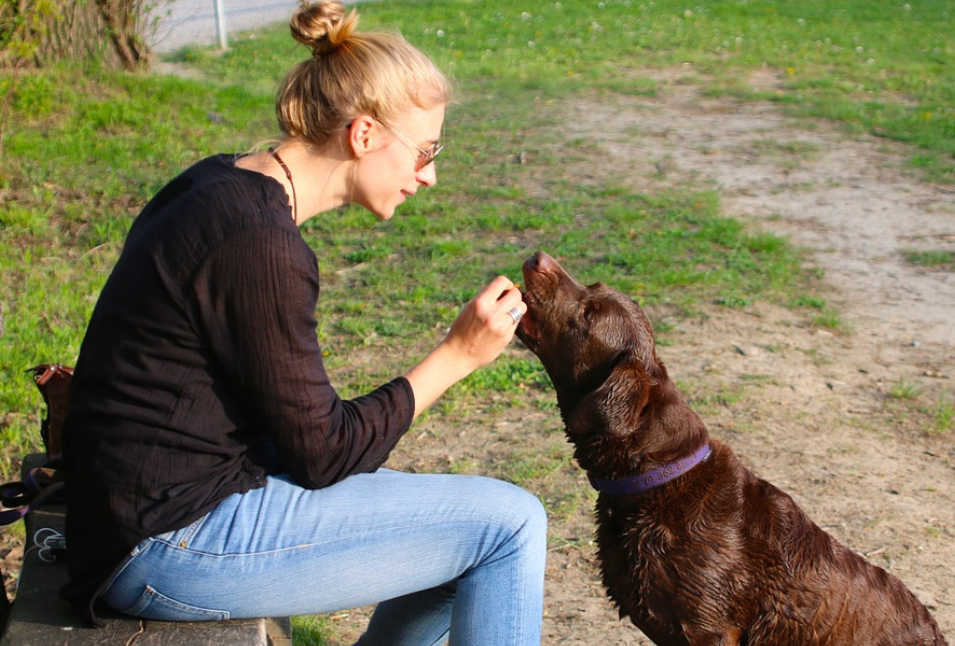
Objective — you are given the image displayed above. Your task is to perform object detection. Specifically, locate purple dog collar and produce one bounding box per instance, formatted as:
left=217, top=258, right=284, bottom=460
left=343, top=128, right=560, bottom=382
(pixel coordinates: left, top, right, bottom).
left=589, top=444, right=712, bottom=495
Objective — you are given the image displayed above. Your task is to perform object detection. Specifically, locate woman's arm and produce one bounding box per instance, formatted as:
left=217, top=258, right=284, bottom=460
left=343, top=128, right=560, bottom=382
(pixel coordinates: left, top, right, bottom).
left=197, top=227, right=416, bottom=488
left=404, top=275, right=525, bottom=418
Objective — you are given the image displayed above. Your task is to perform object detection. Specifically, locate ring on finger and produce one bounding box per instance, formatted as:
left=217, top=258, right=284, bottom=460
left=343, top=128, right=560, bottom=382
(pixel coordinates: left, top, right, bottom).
left=507, top=307, right=523, bottom=324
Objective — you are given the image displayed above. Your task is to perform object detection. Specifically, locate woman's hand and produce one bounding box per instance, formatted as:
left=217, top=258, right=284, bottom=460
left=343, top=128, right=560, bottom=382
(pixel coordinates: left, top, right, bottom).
left=444, top=275, right=526, bottom=370
left=403, top=276, right=526, bottom=418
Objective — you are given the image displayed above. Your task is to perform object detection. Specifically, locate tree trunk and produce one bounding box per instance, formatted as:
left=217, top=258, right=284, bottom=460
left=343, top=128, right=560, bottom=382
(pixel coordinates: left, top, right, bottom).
left=2, top=0, right=150, bottom=70
left=95, top=0, right=148, bottom=69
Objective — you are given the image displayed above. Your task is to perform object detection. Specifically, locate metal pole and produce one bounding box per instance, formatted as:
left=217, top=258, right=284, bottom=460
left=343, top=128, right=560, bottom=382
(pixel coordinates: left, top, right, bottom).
left=213, top=0, right=229, bottom=50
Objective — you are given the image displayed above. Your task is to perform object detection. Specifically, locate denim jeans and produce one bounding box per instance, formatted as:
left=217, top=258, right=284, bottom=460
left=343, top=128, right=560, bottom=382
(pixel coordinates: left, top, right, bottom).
left=100, top=470, right=548, bottom=646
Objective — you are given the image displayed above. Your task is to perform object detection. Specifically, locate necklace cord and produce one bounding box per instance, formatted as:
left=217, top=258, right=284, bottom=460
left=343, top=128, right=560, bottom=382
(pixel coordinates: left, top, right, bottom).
left=269, top=148, right=297, bottom=223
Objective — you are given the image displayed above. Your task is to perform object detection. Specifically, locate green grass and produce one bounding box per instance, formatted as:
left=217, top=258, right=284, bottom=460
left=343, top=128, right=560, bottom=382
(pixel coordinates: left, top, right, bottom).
left=1, top=0, right=950, bottom=472
left=290, top=615, right=337, bottom=646
left=904, top=249, right=955, bottom=269
left=888, top=378, right=923, bottom=401
left=2, top=1, right=953, bottom=639
left=932, top=392, right=955, bottom=434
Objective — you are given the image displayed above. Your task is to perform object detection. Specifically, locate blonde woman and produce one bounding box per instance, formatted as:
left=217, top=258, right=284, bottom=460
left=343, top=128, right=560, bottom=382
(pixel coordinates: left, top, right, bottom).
left=60, top=2, right=546, bottom=644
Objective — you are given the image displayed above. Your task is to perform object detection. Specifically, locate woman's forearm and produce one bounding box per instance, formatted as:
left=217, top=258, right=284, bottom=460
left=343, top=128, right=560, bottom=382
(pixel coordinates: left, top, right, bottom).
left=403, top=275, right=525, bottom=418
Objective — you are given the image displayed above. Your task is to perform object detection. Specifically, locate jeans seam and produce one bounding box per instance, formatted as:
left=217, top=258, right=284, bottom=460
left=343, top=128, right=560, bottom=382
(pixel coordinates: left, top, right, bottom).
left=160, top=518, right=516, bottom=558
left=176, top=513, right=209, bottom=548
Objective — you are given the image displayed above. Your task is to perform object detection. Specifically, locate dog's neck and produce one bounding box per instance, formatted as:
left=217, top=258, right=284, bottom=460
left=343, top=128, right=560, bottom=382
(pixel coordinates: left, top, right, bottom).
left=588, top=442, right=712, bottom=494
left=565, top=377, right=710, bottom=483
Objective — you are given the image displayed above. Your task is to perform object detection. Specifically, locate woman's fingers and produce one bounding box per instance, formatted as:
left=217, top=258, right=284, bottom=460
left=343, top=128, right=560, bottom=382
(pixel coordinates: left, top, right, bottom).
left=445, top=276, right=525, bottom=365
left=477, top=276, right=526, bottom=327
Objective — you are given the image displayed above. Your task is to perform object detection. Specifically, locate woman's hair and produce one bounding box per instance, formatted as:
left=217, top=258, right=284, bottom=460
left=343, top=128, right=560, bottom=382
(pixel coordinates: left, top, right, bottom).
left=276, top=0, right=452, bottom=146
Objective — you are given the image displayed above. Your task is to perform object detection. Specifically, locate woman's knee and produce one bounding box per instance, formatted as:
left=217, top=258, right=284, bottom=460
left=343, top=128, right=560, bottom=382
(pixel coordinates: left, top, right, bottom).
left=470, top=476, right=548, bottom=547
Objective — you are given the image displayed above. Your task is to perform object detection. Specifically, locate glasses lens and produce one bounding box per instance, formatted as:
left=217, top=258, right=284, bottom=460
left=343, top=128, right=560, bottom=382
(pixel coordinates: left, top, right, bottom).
left=416, top=144, right=443, bottom=171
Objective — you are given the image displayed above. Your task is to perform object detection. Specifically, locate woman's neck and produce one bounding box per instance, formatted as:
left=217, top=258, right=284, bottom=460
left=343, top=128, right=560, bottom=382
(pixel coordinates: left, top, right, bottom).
left=236, top=139, right=351, bottom=225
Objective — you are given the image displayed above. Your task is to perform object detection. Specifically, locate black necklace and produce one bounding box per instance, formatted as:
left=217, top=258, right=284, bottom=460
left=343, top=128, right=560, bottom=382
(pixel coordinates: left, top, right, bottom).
left=269, top=148, right=298, bottom=222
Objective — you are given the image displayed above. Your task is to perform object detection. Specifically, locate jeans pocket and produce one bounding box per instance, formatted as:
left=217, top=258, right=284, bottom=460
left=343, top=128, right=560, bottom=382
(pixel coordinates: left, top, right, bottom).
left=122, top=584, right=230, bottom=622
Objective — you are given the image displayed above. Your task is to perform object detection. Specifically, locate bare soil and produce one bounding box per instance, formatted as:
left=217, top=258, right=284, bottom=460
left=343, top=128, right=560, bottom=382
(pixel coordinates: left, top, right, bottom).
left=3, top=68, right=953, bottom=644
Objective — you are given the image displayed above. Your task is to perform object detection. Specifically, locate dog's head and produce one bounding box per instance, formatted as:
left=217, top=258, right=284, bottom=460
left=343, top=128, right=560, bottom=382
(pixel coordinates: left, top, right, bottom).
left=517, top=251, right=665, bottom=438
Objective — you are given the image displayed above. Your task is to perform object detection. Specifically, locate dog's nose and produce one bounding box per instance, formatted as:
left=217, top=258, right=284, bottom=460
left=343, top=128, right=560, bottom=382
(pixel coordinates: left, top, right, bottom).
left=525, top=250, right=559, bottom=275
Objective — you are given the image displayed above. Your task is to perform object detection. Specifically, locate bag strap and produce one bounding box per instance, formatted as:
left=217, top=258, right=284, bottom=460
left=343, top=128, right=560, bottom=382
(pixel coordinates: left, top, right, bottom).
left=0, top=466, right=65, bottom=527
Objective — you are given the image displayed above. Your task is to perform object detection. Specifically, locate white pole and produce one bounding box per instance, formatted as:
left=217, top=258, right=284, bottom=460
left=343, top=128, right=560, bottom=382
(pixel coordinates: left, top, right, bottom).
left=213, top=0, right=229, bottom=50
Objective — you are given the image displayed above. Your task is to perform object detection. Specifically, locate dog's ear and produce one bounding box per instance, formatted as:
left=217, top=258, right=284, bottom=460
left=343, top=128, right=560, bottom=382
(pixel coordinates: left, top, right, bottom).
left=565, top=355, right=653, bottom=437
left=628, top=298, right=663, bottom=376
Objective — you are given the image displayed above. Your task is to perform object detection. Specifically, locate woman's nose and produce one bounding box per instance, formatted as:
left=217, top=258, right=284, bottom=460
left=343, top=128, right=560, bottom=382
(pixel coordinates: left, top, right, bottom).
left=417, top=162, right=437, bottom=187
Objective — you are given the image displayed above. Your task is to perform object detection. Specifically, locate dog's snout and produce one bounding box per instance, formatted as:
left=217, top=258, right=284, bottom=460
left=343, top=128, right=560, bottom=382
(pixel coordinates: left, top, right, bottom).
left=525, top=250, right=558, bottom=275
left=537, top=251, right=560, bottom=274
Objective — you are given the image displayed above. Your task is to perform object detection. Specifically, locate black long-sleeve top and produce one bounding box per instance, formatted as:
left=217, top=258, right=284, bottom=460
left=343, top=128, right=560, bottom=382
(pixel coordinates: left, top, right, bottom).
left=60, top=154, right=415, bottom=624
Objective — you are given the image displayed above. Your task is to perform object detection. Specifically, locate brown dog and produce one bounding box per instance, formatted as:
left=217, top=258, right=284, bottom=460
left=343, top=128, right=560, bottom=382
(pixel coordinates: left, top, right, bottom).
left=516, top=250, right=948, bottom=646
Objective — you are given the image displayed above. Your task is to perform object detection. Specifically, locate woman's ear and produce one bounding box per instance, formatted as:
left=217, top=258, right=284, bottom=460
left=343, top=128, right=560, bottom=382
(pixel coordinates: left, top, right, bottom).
left=346, top=115, right=378, bottom=160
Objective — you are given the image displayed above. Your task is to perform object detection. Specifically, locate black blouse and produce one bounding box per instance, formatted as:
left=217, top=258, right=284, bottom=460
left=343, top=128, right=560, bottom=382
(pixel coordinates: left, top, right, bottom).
left=60, top=155, right=415, bottom=624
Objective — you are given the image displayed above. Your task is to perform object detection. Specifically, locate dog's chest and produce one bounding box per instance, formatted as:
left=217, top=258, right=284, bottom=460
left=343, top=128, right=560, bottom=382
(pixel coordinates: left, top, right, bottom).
left=593, top=501, right=679, bottom=617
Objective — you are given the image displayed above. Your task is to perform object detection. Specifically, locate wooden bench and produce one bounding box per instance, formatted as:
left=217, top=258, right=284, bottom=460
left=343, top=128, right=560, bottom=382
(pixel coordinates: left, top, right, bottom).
left=0, top=455, right=293, bottom=645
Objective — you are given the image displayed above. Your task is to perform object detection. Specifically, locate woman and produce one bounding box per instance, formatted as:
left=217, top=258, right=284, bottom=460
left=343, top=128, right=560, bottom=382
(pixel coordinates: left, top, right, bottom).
left=59, top=2, right=547, bottom=644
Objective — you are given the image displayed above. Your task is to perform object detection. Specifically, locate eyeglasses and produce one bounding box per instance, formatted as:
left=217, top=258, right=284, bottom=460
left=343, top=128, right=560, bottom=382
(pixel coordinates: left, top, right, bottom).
left=376, top=119, right=444, bottom=172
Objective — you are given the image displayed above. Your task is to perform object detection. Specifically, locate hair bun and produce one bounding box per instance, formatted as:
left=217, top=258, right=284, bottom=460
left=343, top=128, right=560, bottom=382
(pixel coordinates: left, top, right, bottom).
left=290, top=0, right=357, bottom=56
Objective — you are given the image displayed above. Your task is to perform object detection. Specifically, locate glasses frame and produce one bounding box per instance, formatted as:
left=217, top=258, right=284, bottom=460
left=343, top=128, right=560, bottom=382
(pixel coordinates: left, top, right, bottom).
left=375, top=119, right=444, bottom=172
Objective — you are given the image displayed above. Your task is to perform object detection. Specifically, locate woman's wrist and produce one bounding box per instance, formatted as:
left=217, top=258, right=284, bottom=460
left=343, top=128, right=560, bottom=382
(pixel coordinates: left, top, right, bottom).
left=403, top=339, right=479, bottom=418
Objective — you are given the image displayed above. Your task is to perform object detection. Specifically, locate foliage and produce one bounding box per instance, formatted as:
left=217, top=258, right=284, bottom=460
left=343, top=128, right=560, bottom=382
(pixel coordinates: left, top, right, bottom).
left=0, top=0, right=58, bottom=157
left=904, top=249, right=955, bottom=269
left=0, top=0, right=149, bottom=71
left=0, top=0, right=59, bottom=61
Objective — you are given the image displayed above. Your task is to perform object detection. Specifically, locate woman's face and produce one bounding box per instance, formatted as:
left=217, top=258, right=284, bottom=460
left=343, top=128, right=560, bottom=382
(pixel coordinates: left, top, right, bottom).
left=351, top=104, right=446, bottom=220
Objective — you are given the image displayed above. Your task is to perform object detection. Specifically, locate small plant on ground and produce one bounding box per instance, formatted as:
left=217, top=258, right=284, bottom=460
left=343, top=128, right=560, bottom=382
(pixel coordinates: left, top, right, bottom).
left=930, top=392, right=954, bottom=434
left=811, top=309, right=849, bottom=332
left=888, top=378, right=922, bottom=401
left=903, top=249, right=955, bottom=270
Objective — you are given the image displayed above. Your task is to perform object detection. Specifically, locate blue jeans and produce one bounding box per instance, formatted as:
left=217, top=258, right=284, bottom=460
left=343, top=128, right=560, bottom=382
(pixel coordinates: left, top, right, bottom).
left=100, top=470, right=547, bottom=646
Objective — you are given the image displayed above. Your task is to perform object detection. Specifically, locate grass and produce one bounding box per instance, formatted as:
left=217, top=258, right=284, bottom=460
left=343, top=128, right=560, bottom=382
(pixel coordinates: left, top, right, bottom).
left=904, top=249, right=955, bottom=269
left=2, top=0, right=954, bottom=640
left=290, top=615, right=339, bottom=646
left=881, top=379, right=955, bottom=437
left=888, top=378, right=923, bottom=401
left=931, top=393, right=955, bottom=434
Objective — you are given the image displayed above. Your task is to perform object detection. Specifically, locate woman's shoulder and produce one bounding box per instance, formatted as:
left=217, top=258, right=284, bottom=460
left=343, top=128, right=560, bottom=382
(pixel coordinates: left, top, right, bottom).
left=189, top=153, right=279, bottom=202
left=125, top=154, right=310, bottom=275
left=138, top=154, right=293, bottom=230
